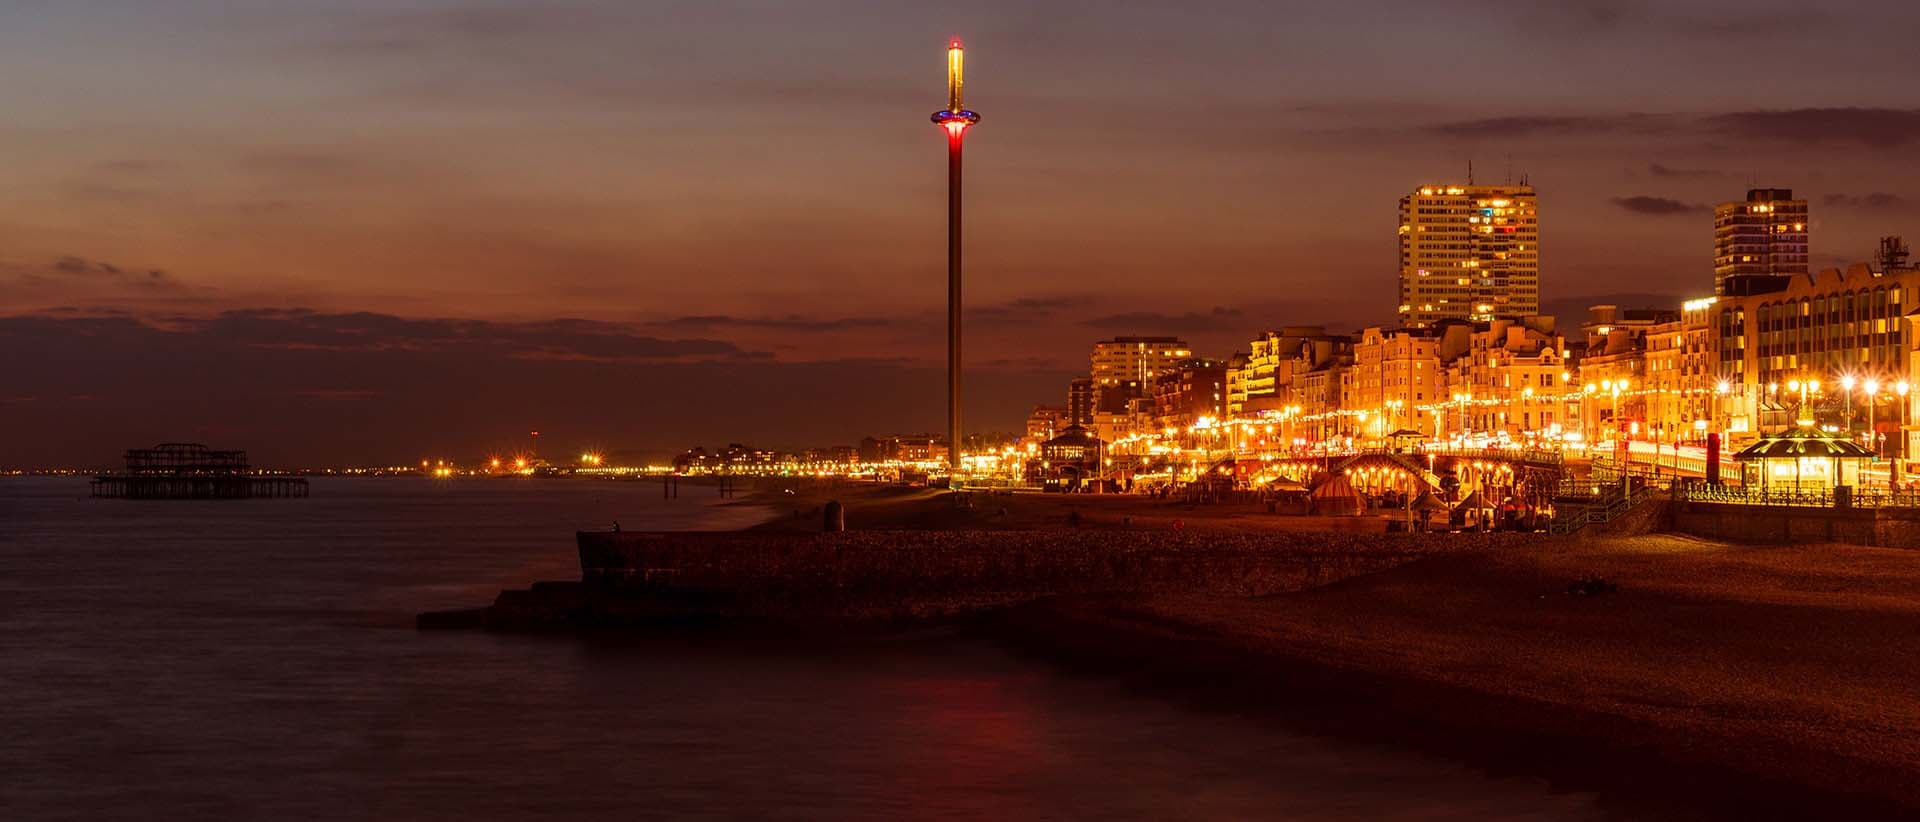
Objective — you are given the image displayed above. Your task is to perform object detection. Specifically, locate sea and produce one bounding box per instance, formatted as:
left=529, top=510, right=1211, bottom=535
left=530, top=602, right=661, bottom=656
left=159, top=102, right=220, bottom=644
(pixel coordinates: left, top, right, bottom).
left=0, top=477, right=1608, bottom=820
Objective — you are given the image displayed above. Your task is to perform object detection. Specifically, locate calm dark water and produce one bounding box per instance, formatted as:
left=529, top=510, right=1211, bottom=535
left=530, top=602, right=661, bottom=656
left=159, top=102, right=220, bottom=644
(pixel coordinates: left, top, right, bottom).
left=0, top=477, right=1605, bottom=820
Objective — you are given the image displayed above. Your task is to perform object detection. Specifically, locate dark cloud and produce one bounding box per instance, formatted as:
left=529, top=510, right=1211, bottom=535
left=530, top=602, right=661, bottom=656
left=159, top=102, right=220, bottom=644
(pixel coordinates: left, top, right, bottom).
left=311, top=4, right=611, bottom=56
left=242, top=152, right=366, bottom=177
left=1677, top=11, right=1830, bottom=37
left=53, top=256, right=120, bottom=275
left=974, top=356, right=1070, bottom=372
left=1501, top=1, right=1831, bottom=39
left=1704, top=108, right=1920, bottom=149
left=973, top=295, right=1099, bottom=322
left=1823, top=193, right=1914, bottom=212
left=1427, top=116, right=1609, bottom=139
left=191, top=308, right=748, bottom=362
left=1648, top=163, right=1718, bottom=179
left=289, top=388, right=382, bottom=401
left=0, top=311, right=1066, bottom=467
left=1080, top=307, right=1244, bottom=333
left=1413, top=108, right=1920, bottom=150
left=1611, top=196, right=1705, bottom=216
left=650, top=314, right=886, bottom=332
left=33, top=256, right=176, bottom=290
left=93, top=159, right=164, bottom=175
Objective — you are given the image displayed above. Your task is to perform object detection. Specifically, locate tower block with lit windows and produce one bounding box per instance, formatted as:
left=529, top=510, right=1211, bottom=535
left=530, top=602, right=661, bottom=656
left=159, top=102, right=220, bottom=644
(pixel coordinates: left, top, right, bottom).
left=931, top=39, right=980, bottom=471
left=1397, top=184, right=1539, bottom=327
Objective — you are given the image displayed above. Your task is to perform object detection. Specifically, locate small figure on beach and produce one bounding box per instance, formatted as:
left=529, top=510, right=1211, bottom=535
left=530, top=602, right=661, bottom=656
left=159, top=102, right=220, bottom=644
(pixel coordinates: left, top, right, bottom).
left=1067, top=510, right=1082, bottom=527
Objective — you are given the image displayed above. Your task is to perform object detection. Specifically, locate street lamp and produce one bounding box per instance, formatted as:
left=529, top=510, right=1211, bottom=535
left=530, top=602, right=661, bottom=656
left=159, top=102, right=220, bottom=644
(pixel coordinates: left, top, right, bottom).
left=1841, top=374, right=1856, bottom=432
left=1899, top=381, right=1912, bottom=469
left=1714, top=379, right=1730, bottom=438
left=1607, top=379, right=1625, bottom=442
left=1866, top=378, right=1882, bottom=457
left=1786, top=377, right=1819, bottom=424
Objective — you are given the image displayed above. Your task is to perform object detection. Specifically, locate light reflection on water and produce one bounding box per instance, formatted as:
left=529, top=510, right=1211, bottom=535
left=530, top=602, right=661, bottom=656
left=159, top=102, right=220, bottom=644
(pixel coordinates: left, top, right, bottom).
left=0, top=478, right=1604, bottom=820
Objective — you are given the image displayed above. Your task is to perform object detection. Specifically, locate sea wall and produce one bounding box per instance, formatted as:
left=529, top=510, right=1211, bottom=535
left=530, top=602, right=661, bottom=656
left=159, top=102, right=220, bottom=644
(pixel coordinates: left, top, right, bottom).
left=1671, top=501, right=1920, bottom=548
left=564, top=529, right=1534, bottom=622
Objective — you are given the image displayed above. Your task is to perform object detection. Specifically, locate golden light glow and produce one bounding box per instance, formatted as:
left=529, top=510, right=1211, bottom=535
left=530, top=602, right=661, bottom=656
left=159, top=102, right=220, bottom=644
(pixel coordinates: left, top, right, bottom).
left=946, top=39, right=964, bottom=112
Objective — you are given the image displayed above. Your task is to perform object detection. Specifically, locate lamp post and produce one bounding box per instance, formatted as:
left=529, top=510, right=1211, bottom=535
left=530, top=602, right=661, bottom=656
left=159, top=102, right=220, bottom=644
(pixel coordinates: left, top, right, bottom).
left=1866, top=378, right=1881, bottom=460
left=1841, top=374, right=1856, bottom=433
left=1899, top=381, right=1912, bottom=470
left=1786, top=377, right=1820, bottom=425
left=1714, top=378, right=1730, bottom=437
left=1607, top=379, right=1624, bottom=442
left=1581, top=382, right=1596, bottom=450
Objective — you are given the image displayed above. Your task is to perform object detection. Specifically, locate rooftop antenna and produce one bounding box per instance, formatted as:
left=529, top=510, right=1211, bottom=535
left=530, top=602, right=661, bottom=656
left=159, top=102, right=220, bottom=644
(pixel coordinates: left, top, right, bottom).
left=1505, top=154, right=1513, bottom=185
left=1467, top=158, right=1475, bottom=185
left=1879, top=236, right=1910, bottom=272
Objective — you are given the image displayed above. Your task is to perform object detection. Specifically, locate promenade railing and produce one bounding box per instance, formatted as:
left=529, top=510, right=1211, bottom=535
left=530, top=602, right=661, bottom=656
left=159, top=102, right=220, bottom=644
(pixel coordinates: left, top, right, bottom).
left=1674, top=484, right=1920, bottom=510
left=1419, top=445, right=1564, bottom=466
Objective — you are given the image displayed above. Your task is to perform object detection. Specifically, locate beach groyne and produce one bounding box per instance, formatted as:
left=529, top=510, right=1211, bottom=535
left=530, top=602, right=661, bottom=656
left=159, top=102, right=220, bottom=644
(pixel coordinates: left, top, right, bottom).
left=422, top=529, right=1535, bottom=629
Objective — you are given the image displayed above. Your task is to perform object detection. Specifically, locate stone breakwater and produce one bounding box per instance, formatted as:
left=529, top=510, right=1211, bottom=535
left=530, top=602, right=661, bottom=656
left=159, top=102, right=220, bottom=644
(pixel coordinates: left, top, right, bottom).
left=421, top=529, right=1540, bottom=630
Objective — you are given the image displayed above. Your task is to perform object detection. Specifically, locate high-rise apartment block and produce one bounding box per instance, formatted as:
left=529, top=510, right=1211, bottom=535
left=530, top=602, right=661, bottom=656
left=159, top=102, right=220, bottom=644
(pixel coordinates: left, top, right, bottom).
left=1066, top=378, right=1095, bottom=426
left=1713, top=188, right=1808, bottom=295
left=1089, top=336, right=1191, bottom=413
left=1398, top=184, right=1539, bottom=327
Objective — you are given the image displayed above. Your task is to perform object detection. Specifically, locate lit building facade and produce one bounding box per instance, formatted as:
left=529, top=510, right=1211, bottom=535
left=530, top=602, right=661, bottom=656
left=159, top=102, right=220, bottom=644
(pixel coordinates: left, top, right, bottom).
left=1090, top=336, right=1191, bottom=414
left=1711, top=264, right=1919, bottom=439
left=1644, top=298, right=1716, bottom=444
left=1066, top=378, right=1095, bottom=427
left=1713, top=188, right=1808, bottom=295
left=1153, top=359, right=1228, bottom=429
left=1229, top=327, right=1352, bottom=416
left=1025, top=406, right=1068, bottom=442
left=1293, top=360, right=1351, bottom=442
left=1577, top=306, right=1675, bottom=442
left=1398, top=183, right=1539, bottom=327
left=1353, top=325, right=1457, bottom=438
left=1446, top=318, right=1569, bottom=439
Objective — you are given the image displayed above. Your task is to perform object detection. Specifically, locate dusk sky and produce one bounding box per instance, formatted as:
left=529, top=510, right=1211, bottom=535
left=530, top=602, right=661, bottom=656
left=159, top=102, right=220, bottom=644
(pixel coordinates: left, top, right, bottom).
left=6, top=0, right=1920, bottom=466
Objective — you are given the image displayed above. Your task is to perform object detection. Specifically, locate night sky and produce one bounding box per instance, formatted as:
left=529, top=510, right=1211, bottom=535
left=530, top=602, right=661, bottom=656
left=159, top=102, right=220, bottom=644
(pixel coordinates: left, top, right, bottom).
left=5, top=0, right=1919, bottom=466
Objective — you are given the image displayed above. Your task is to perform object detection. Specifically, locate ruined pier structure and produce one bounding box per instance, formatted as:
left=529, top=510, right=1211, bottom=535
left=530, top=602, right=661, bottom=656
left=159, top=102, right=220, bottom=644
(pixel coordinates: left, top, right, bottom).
left=91, top=442, right=308, bottom=500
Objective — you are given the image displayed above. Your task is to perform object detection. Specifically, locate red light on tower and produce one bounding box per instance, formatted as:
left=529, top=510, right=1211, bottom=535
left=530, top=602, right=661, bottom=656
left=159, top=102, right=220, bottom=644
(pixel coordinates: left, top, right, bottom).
left=930, top=39, right=980, bottom=474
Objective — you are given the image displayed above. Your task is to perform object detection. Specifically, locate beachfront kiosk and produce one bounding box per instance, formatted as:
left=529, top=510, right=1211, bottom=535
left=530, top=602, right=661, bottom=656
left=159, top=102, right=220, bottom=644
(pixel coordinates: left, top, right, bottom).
left=1032, top=425, right=1104, bottom=492
left=1732, top=424, right=1874, bottom=493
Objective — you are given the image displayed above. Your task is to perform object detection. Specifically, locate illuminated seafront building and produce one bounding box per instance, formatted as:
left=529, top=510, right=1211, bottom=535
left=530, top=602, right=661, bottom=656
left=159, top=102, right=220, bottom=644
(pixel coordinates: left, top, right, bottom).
left=1352, top=325, right=1457, bottom=438
left=1152, top=359, right=1228, bottom=429
left=1710, top=264, right=1920, bottom=449
left=1445, top=318, right=1571, bottom=439
left=1025, top=406, right=1068, bottom=442
left=1576, top=306, right=1675, bottom=441
left=1231, top=327, right=1351, bottom=416
left=1713, top=188, right=1808, bottom=296
left=1643, top=298, right=1717, bottom=444
left=1398, top=183, right=1539, bottom=327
